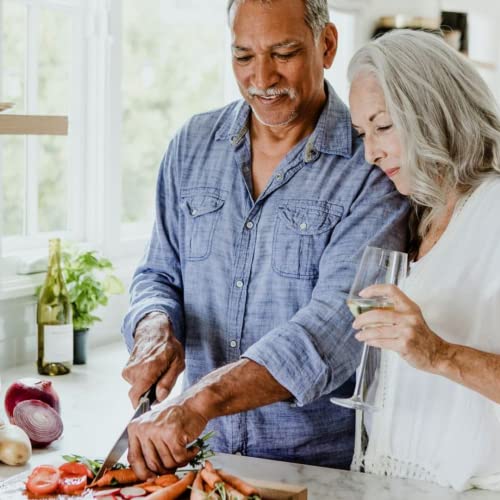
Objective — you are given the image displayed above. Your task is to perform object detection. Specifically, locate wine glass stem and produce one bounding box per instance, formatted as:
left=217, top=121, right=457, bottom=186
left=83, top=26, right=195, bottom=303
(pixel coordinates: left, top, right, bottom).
left=352, top=342, right=370, bottom=399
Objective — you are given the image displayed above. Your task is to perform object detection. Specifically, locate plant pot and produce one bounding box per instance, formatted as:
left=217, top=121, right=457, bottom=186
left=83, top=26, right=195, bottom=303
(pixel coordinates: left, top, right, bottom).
left=73, top=328, right=89, bottom=365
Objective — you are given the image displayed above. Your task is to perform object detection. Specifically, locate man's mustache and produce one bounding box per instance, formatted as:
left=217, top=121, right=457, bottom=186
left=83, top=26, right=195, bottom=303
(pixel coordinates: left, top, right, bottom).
left=247, top=86, right=297, bottom=99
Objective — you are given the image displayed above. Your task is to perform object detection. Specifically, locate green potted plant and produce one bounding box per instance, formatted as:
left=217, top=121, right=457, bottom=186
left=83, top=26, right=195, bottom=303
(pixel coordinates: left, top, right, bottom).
left=37, top=247, right=125, bottom=364
left=62, top=249, right=125, bottom=364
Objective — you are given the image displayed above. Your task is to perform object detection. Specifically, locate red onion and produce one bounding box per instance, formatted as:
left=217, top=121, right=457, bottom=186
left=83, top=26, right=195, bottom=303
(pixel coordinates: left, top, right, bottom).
left=12, top=399, right=63, bottom=448
left=4, top=378, right=60, bottom=423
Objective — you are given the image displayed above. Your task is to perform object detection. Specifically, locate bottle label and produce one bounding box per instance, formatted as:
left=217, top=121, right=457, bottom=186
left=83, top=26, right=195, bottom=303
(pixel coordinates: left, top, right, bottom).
left=43, top=324, right=73, bottom=363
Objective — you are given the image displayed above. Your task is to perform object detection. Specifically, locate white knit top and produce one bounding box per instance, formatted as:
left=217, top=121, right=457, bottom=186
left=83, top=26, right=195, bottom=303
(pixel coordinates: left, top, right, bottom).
left=356, top=177, right=500, bottom=491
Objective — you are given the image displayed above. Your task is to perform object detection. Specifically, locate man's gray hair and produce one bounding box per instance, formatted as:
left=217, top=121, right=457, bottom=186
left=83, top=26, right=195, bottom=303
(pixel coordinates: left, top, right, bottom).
left=227, top=0, right=330, bottom=41
left=348, top=29, right=500, bottom=238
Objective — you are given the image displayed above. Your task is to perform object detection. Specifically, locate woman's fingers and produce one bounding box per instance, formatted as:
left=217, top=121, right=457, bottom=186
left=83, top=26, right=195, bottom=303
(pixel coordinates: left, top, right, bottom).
left=355, top=325, right=398, bottom=342
left=359, top=284, right=416, bottom=313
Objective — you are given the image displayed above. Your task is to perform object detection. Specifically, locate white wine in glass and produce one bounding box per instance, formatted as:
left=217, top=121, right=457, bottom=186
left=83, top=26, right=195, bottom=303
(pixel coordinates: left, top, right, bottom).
left=331, top=246, right=407, bottom=412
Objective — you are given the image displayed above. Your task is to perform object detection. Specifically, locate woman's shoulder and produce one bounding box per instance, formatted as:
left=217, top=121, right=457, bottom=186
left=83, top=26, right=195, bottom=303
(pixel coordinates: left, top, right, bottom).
left=465, top=176, right=500, bottom=213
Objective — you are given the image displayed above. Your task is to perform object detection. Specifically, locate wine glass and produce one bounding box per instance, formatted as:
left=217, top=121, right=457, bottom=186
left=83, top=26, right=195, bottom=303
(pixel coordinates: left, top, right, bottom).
left=330, top=246, right=408, bottom=411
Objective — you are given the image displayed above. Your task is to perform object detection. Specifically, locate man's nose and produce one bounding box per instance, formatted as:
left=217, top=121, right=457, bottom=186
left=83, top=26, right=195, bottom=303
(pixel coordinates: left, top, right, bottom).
left=364, top=135, right=384, bottom=166
left=252, top=56, right=279, bottom=90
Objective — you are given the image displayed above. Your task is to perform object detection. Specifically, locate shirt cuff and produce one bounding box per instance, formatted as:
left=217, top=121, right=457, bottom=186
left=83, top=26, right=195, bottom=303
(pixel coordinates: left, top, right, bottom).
left=121, top=298, right=184, bottom=352
left=243, top=308, right=360, bottom=406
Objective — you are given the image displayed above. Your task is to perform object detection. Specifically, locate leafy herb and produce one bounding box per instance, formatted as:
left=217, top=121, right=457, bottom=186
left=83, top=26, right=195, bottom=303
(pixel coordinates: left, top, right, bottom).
left=62, top=454, right=127, bottom=476
left=187, top=430, right=216, bottom=468
left=37, top=246, right=124, bottom=330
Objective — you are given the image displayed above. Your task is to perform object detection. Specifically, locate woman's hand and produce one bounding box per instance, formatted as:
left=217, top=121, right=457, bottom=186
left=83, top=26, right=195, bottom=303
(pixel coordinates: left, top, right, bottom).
left=353, top=284, right=449, bottom=373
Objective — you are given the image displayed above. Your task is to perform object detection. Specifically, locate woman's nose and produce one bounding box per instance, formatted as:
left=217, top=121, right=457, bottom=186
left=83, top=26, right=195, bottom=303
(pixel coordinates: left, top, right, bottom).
left=364, top=135, right=384, bottom=166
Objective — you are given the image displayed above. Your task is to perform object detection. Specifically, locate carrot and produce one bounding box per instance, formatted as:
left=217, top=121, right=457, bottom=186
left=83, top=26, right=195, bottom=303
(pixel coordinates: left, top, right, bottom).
left=217, top=469, right=259, bottom=497
left=94, top=467, right=139, bottom=487
left=189, top=470, right=205, bottom=500
left=154, top=473, right=179, bottom=487
left=200, top=468, right=224, bottom=490
left=204, top=460, right=216, bottom=473
left=144, top=484, right=163, bottom=493
left=145, top=471, right=196, bottom=500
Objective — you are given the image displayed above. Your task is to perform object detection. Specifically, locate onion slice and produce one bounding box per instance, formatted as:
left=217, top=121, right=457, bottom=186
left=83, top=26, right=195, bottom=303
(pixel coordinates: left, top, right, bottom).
left=12, top=399, right=63, bottom=448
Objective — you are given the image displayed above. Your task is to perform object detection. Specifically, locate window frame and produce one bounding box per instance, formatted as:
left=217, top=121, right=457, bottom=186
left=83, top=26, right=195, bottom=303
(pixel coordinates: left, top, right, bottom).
left=0, top=0, right=363, bottom=284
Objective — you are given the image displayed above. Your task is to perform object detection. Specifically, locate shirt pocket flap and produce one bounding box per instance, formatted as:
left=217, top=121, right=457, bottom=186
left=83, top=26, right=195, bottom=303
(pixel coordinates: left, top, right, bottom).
left=277, top=201, right=342, bottom=236
left=184, top=196, right=225, bottom=218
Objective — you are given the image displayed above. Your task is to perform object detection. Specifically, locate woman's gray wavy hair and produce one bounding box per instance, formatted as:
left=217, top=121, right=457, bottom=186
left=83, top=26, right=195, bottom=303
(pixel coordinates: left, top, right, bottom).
left=227, top=0, right=330, bottom=41
left=348, top=29, right=500, bottom=240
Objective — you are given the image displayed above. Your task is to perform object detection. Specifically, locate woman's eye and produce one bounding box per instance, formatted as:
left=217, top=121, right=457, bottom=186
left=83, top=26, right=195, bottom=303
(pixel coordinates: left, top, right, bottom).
left=357, top=132, right=365, bottom=140
left=377, top=124, right=393, bottom=132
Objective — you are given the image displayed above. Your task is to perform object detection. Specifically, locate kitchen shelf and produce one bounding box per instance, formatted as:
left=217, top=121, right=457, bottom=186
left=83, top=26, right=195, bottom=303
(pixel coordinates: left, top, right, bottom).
left=0, top=114, right=68, bottom=135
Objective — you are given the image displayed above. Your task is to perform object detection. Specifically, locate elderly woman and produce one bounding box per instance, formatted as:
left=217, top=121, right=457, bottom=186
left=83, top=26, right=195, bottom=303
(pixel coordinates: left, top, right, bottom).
left=347, top=29, right=500, bottom=491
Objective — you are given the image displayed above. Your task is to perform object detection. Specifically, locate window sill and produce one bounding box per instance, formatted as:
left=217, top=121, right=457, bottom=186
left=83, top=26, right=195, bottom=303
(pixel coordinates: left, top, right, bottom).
left=0, top=255, right=138, bottom=302
left=0, top=273, right=44, bottom=301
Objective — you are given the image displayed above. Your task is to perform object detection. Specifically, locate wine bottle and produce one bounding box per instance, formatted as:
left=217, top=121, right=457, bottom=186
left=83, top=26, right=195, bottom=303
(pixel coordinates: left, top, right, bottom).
left=37, top=238, right=73, bottom=375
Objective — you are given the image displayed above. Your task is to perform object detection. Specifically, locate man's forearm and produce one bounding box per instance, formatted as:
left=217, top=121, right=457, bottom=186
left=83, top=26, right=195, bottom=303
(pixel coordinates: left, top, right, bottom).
left=178, top=359, right=292, bottom=420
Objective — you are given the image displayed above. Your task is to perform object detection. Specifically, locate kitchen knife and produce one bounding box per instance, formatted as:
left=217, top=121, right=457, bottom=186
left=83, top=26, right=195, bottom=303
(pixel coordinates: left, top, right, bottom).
left=90, top=385, right=157, bottom=485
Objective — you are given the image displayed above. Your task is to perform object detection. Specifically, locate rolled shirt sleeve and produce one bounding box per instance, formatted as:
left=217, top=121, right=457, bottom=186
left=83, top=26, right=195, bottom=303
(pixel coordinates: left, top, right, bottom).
left=243, top=166, right=409, bottom=406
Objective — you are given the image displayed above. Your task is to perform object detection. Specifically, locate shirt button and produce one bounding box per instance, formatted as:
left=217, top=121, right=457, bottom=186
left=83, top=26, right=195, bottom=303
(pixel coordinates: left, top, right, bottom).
left=191, top=209, right=197, bottom=216
left=245, top=221, right=254, bottom=230
left=299, top=222, right=307, bottom=231
left=230, top=340, right=237, bottom=348
left=275, top=173, right=283, bottom=182
left=235, top=451, right=242, bottom=456
left=236, top=280, right=244, bottom=288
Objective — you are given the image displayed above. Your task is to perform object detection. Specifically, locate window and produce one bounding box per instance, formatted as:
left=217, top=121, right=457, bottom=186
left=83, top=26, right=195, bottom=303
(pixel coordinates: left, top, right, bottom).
left=0, top=0, right=359, bottom=275
left=0, top=0, right=84, bottom=254
left=120, top=0, right=228, bottom=238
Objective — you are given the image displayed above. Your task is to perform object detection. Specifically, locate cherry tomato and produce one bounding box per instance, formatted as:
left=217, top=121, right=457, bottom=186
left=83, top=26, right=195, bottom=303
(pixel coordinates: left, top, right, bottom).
left=58, top=474, right=88, bottom=495
left=59, top=461, right=93, bottom=479
left=26, top=465, right=61, bottom=495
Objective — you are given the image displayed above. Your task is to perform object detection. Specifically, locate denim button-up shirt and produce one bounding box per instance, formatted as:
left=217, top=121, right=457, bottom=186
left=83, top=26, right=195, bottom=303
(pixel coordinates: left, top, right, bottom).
left=122, top=82, right=409, bottom=469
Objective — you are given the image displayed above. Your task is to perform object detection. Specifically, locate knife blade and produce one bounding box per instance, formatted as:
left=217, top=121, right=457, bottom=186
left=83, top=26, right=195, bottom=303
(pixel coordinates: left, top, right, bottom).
left=91, top=385, right=157, bottom=485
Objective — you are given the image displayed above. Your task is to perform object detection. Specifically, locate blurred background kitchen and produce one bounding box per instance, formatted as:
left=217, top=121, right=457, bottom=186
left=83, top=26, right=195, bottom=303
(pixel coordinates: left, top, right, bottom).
left=0, top=0, right=498, bottom=370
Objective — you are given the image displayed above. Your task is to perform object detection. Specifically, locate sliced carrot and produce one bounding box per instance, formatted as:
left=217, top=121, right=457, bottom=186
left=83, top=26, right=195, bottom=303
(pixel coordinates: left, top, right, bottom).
left=94, top=468, right=139, bottom=488
left=154, top=473, right=179, bottom=487
left=189, top=470, right=205, bottom=500
left=217, top=468, right=259, bottom=497
left=145, top=471, right=196, bottom=500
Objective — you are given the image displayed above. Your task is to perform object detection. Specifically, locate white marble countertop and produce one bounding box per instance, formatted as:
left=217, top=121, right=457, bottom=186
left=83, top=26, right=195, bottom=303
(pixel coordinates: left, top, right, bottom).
left=0, top=342, right=496, bottom=499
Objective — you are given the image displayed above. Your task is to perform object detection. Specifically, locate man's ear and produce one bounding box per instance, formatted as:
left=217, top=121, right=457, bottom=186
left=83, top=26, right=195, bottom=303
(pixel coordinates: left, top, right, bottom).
left=322, top=23, right=338, bottom=69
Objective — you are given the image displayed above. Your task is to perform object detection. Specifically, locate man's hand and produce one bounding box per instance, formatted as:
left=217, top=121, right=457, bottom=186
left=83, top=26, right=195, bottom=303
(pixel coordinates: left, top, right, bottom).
left=122, top=312, right=185, bottom=408
left=127, top=396, right=207, bottom=479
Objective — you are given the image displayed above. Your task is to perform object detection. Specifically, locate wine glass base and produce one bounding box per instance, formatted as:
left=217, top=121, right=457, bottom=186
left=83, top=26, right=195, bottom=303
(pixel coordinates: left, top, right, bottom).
left=330, top=396, right=379, bottom=412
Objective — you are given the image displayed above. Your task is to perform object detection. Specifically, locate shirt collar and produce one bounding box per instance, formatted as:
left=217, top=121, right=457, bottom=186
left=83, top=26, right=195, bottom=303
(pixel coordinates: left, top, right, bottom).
left=216, top=80, right=353, bottom=160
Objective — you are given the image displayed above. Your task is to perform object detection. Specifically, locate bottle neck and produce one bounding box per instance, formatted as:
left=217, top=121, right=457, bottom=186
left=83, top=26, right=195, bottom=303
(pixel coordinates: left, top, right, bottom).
left=47, top=239, right=63, bottom=278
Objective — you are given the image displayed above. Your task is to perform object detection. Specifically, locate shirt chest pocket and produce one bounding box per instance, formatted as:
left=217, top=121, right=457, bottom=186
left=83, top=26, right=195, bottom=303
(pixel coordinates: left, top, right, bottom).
left=182, top=191, right=225, bottom=261
left=272, top=200, right=343, bottom=279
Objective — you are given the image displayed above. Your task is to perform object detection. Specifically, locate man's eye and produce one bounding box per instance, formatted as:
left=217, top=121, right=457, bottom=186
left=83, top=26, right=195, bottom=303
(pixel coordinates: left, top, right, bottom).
left=357, top=132, right=365, bottom=140
left=274, top=50, right=299, bottom=61
left=234, top=55, right=252, bottom=63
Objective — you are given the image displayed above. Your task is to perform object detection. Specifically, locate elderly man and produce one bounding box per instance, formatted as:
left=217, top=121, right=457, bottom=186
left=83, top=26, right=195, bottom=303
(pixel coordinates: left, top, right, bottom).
left=122, top=0, right=408, bottom=479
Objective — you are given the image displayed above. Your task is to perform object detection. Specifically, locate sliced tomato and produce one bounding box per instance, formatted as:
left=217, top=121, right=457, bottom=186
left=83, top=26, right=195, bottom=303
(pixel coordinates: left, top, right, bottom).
left=59, top=461, right=93, bottom=479
left=58, top=474, right=88, bottom=495
left=26, top=465, right=61, bottom=495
